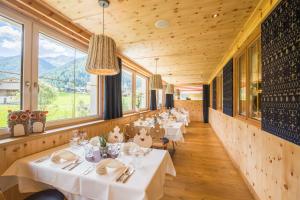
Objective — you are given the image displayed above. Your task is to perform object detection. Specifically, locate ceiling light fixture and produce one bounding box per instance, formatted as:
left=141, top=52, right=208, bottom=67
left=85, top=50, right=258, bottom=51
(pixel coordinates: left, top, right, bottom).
left=212, top=13, right=219, bottom=18
left=150, top=58, right=163, bottom=90
left=85, top=0, right=119, bottom=76
left=155, top=19, right=170, bottom=29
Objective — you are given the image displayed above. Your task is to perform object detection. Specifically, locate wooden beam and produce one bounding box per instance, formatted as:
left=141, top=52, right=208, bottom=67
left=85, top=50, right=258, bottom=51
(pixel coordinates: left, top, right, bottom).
left=2, top=0, right=91, bottom=44
left=208, top=0, right=281, bottom=83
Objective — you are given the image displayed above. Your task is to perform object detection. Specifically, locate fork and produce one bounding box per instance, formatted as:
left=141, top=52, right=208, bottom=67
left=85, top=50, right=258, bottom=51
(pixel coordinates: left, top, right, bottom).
left=61, top=159, right=79, bottom=170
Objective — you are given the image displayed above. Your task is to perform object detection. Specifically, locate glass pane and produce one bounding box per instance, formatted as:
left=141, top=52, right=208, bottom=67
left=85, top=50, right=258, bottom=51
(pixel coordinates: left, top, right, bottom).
left=136, top=75, right=147, bottom=109
left=249, top=39, right=262, bottom=120
left=122, top=69, right=132, bottom=112
left=38, top=34, right=75, bottom=120
left=0, top=16, right=23, bottom=127
left=75, top=51, right=97, bottom=118
left=38, top=34, right=97, bottom=121
left=158, top=90, right=162, bottom=108
left=238, top=54, right=246, bottom=116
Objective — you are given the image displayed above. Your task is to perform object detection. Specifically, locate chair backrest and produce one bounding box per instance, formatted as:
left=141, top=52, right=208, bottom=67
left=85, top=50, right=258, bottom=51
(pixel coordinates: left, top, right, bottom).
left=133, top=128, right=152, bottom=148
left=149, top=123, right=165, bottom=143
left=124, top=123, right=140, bottom=141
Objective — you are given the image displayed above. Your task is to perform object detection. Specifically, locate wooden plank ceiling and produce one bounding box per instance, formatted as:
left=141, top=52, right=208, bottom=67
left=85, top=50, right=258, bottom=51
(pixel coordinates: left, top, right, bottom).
left=40, top=0, right=259, bottom=84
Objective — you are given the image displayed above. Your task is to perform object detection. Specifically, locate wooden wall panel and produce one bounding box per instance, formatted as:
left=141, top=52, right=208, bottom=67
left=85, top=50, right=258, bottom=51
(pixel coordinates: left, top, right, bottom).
left=174, top=100, right=203, bottom=122
left=209, top=108, right=300, bottom=200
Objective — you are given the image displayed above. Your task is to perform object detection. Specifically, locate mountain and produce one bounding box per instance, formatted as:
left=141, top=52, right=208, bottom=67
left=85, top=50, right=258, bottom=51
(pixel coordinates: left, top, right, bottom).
left=0, top=55, right=90, bottom=89
left=42, top=55, right=75, bottom=67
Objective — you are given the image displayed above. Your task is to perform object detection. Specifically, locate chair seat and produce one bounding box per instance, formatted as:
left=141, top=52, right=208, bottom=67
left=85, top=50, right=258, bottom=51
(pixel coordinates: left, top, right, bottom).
left=25, top=189, right=65, bottom=200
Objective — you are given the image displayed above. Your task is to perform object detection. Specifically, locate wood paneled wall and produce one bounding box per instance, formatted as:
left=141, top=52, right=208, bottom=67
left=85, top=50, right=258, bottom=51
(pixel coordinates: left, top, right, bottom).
left=209, top=108, right=300, bottom=200
left=0, top=110, right=159, bottom=199
left=174, top=100, right=203, bottom=122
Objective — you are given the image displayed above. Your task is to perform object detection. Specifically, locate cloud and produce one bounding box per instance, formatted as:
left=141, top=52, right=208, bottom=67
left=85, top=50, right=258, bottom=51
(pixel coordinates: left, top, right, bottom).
left=0, top=25, right=21, bottom=39
left=1, top=39, right=21, bottom=49
left=39, top=36, right=74, bottom=58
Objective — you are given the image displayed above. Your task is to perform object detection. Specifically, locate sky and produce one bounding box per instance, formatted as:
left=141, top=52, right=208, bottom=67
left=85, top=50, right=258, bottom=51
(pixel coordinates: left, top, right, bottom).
left=0, top=15, right=85, bottom=58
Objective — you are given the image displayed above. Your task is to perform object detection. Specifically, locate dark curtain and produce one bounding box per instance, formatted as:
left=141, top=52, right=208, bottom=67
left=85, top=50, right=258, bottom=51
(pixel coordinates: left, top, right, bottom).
left=104, top=58, right=123, bottom=120
left=212, top=78, right=217, bottom=110
left=150, top=90, right=157, bottom=110
left=223, top=59, right=234, bottom=116
left=165, top=94, right=174, bottom=109
left=203, top=84, right=210, bottom=123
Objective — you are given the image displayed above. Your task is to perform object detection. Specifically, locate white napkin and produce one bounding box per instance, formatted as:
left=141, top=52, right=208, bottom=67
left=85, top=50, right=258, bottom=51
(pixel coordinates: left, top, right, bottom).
left=96, top=158, right=125, bottom=175
left=50, top=150, right=78, bottom=164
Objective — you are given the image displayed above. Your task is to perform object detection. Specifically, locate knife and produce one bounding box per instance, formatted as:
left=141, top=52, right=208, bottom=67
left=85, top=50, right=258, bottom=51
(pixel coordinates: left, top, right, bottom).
left=122, top=168, right=135, bottom=183
left=116, top=167, right=129, bottom=182
left=68, top=160, right=83, bottom=171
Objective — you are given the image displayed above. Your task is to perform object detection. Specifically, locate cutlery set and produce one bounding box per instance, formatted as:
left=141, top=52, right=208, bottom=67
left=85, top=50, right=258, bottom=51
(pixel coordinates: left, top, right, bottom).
left=116, top=167, right=135, bottom=183
left=61, top=159, right=83, bottom=171
left=34, top=154, right=136, bottom=182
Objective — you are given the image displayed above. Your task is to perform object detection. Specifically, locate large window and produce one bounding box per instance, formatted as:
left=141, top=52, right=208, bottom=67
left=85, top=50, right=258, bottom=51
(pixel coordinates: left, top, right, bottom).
left=122, top=69, right=133, bottom=112
left=237, top=53, right=247, bottom=116
left=157, top=89, right=163, bottom=108
left=38, top=34, right=97, bottom=121
left=0, top=15, right=23, bottom=128
left=135, top=75, right=147, bottom=110
left=235, top=35, right=261, bottom=122
left=248, top=38, right=262, bottom=120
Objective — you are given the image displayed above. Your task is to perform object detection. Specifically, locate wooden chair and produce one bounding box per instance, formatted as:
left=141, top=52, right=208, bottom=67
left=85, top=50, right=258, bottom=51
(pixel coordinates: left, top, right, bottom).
left=124, top=123, right=140, bottom=142
left=149, top=124, right=169, bottom=150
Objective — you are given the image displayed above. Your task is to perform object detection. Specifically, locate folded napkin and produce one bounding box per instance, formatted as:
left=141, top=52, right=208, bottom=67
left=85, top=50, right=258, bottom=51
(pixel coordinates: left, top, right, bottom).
left=121, top=142, right=151, bottom=156
left=50, top=150, right=78, bottom=164
left=89, top=136, right=100, bottom=146
left=96, top=158, right=125, bottom=175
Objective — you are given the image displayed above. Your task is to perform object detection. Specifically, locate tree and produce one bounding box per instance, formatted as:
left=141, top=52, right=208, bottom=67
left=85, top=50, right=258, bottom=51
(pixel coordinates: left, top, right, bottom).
left=38, top=82, right=57, bottom=110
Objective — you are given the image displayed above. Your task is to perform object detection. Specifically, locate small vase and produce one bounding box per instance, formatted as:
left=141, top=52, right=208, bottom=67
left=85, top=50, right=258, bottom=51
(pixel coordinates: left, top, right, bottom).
left=99, top=146, right=108, bottom=158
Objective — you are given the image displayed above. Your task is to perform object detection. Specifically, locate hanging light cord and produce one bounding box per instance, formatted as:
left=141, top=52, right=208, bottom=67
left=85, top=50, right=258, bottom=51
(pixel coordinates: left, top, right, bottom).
left=102, top=6, right=104, bottom=35
left=155, top=59, right=158, bottom=74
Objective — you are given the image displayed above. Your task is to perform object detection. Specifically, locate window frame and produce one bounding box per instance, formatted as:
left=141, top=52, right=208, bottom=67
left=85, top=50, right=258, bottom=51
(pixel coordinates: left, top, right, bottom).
left=0, top=5, right=32, bottom=134
left=121, top=64, right=150, bottom=114
left=0, top=5, right=101, bottom=134
left=32, top=23, right=100, bottom=128
left=135, top=73, right=148, bottom=111
left=233, top=31, right=261, bottom=127
left=121, top=66, right=134, bottom=114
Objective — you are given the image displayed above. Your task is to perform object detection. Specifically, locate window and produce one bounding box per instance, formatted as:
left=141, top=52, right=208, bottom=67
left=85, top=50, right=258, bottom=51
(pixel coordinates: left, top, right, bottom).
left=237, top=53, right=247, bottom=116
left=135, top=75, right=147, bottom=110
left=0, top=15, right=23, bottom=128
left=122, top=68, right=133, bottom=112
left=38, top=34, right=97, bottom=121
left=217, top=72, right=223, bottom=110
left=157, top=89, right=163, bottom=108
left=248, top=38, right=262, bottom=120
left=234, top=34, right=262, bottom=122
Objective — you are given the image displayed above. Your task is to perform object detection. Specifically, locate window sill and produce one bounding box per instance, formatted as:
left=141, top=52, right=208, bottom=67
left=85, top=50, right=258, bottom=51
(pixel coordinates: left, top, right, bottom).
left=0, top=119, right=104, bottom=148
left=0, top=110, right=156, bottom=147
left=234, top=115, right=261, bottom=128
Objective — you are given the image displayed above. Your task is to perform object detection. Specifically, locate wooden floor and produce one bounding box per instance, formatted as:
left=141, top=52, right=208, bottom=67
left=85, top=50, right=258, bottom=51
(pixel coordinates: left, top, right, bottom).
left=162, top=122, right=254, bottom=200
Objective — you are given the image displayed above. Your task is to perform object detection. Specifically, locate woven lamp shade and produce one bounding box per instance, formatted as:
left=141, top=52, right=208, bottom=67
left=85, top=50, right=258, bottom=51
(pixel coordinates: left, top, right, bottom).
left=86, top=34, right=119, bottom=75
left=150, top=74, right=163, bottom=90
left=166, top=84, right=175, bottom=94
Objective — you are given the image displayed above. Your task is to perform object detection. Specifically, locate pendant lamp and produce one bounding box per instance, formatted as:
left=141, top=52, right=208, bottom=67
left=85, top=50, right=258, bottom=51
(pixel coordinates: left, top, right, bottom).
left=150, top=58, right=163, bottom=90
left=86, top=0, right=119, bottom=75
left=166, top=84, right=175, bottom=94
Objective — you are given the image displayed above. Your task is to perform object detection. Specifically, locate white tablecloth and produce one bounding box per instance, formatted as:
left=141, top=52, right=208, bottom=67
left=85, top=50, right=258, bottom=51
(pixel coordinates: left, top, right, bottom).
left=134, top=121, right=185, bottom=142
left=163, top=122, right=185, bottom=142
left=1, top=144, right=176, bottom=200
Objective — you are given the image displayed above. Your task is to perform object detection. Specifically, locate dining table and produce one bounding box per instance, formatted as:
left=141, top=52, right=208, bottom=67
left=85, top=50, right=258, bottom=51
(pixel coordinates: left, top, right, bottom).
left=1, top=143, right=176, bottom=200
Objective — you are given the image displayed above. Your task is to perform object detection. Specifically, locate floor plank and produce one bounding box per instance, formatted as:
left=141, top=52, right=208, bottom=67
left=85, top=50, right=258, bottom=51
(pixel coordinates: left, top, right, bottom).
left=162, top=122, right=254, bottom=200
